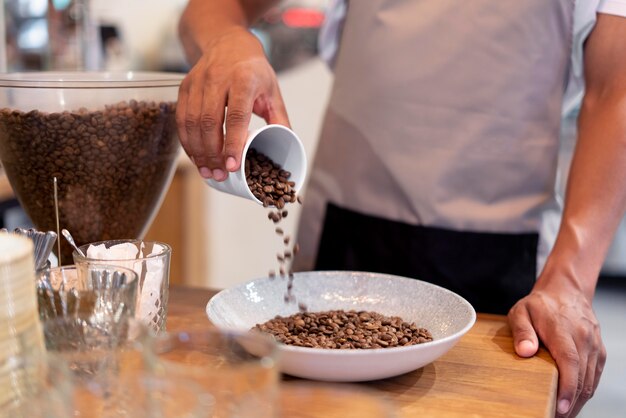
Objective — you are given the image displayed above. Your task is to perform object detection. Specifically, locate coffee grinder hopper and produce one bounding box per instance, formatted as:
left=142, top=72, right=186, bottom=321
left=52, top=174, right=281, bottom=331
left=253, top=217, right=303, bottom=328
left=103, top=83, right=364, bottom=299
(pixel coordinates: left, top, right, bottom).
left=0, top=72, right=184, bottom=263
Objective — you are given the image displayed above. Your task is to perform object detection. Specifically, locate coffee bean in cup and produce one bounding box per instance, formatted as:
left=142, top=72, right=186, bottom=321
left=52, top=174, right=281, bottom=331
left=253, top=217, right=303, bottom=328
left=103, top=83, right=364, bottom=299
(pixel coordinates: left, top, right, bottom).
left=253, top=310, right=433, bottom=349
left=0, top=100, right=179, bottom=262
left=245, top=148, right=297, bottom=209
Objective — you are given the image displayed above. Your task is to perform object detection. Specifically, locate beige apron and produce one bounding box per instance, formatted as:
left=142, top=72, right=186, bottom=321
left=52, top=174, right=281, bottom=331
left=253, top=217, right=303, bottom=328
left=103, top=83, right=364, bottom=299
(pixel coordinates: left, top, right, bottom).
left=296, top=0, right=575, bottom=276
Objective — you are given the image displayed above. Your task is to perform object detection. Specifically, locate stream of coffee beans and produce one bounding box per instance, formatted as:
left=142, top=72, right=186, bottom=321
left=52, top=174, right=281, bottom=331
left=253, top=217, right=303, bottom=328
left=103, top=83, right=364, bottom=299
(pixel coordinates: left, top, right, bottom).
left=245, top=149, right=433, bottom=348
left=245, top=148, right=304, bottom=309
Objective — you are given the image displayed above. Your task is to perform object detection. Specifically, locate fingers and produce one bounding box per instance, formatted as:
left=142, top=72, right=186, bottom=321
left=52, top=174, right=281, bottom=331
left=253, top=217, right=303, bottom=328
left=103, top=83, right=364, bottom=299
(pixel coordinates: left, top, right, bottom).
left=223, top=85, right=254, bottom=173
left=508, top=304, right=539, bottom=358
left=508, top=301, right=578, bottom=416
left=177, top=69, right=229, bottom=180
left=266, top=88, right=291, bottom=127
left=568, top=352, right=597, bottom=417
left=223, top=84, right=291, bottom=173
left=251, top=86, right=290, bottom=127
left=510, top=285, right=605, bottom=417
left=199, top=84, right=227, bottom=180
left=176, top=76, right=191, bottom=160
left=544, top=334, right=579, bottom=417
left=177, top=47, right=289, bottom=181
left=568, top=334, right=606, bottom=417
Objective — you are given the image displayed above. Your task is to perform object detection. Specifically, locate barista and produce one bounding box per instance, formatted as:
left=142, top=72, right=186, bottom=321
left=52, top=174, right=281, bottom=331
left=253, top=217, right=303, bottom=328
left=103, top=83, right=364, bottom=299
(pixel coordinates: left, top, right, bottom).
left=176, top=1, right=626, bottom=416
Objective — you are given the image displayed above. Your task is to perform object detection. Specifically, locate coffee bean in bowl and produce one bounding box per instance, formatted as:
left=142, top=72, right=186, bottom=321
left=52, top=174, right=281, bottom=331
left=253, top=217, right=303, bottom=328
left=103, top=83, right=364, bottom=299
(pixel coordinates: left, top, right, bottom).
left=206, top=271, right=476, bottom=382
left=253, top=310, right=433, bottom=349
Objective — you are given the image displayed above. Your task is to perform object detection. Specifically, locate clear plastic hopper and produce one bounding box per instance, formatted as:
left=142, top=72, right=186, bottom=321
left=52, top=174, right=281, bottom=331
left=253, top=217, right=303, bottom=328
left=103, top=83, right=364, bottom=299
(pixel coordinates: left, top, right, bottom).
left=0, top=72, right=183, bottom=263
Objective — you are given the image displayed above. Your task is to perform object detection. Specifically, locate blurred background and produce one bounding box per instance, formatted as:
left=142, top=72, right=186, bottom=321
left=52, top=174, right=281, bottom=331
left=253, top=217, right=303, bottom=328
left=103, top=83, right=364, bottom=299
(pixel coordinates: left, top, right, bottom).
left=0, top=1, right=624, bottom=415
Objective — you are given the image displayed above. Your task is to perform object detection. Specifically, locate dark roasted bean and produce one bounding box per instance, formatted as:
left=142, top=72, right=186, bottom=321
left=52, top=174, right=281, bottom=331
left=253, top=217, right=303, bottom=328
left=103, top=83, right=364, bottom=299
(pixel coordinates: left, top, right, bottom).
left=253, top=310, right=433, bottom=349
left=0, top=101, right=178, bottom=262
left=245, top=148, right=298, bottom=207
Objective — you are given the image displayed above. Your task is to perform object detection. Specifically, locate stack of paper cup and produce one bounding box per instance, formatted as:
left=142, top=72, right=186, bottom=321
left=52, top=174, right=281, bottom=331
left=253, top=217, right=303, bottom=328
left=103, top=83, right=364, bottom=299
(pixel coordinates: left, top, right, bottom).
left=0, top=233, right=45, bottom=409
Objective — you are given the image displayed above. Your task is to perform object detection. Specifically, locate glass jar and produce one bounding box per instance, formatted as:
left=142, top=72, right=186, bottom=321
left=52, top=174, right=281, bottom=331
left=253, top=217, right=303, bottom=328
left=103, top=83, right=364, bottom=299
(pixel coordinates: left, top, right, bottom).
left=0, top=72, right=183, bottom=263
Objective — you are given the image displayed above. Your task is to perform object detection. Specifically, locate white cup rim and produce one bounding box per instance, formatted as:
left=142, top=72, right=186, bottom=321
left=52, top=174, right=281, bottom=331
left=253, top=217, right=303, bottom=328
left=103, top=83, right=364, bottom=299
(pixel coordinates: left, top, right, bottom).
left=206, top=124, right=307, bottom=206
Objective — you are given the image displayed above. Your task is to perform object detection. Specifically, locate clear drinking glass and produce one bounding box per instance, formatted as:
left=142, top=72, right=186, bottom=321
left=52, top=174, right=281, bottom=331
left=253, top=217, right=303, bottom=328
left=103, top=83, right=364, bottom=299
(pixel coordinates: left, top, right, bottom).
left=36, top=264, right=139, bottom=323
left=73, top=239, right=171, bottom=333
left=0, top=352, right=73, bottom=418
left=72, top=372, right=214, bottom=418
left=154, top=328, right=280, bottom=418
left=42, top=316, right=153, bottom=386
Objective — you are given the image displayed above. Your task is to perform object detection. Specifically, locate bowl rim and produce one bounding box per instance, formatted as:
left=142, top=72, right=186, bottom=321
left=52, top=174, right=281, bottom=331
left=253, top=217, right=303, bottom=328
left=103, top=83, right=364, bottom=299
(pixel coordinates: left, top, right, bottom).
left=207, top=270, right=477, bottom=356
left=0, top=71, right=185, bottom=89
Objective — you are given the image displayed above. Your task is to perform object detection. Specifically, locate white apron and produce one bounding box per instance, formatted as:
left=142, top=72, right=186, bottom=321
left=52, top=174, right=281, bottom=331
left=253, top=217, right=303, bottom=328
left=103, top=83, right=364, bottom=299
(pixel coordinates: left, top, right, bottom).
left=295, top=0, right=575, bottom=313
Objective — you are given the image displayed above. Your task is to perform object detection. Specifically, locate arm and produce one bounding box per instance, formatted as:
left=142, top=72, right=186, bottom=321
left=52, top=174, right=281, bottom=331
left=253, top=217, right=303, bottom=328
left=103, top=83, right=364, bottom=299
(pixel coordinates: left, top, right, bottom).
left=177, top=0, right=289, bottom=181
left=508, top=13, right=626, bottom=417
left=179, top=0, right=277, bottom=64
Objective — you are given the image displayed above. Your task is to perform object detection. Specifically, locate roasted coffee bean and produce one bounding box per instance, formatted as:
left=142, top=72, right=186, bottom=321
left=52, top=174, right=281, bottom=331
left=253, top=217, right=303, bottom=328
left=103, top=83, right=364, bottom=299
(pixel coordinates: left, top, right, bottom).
left=253, top=310, right=433, bottom=349
left=245, top=149, right=297, bottom=207
left=0, top=101, right=178, bottom=262
left=250, top=148, right=305, bottom=307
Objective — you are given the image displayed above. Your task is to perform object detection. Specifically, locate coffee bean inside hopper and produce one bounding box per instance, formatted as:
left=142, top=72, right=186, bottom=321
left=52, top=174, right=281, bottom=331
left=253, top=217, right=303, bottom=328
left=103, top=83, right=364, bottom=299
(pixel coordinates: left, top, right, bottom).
left=0, top=100, right=179, bottom=263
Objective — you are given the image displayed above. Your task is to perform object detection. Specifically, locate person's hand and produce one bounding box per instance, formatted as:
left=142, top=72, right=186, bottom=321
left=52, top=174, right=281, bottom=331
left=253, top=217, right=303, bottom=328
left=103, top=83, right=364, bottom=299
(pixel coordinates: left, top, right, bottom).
left=508, top=273, right=606, bottom=417
left=177, top=26, right=289, bottom=181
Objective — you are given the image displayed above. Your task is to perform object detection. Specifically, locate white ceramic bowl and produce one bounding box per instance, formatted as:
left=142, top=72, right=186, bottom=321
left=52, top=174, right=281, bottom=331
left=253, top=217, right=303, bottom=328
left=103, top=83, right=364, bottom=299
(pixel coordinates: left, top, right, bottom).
left=206, top=271, right=476, bottom=382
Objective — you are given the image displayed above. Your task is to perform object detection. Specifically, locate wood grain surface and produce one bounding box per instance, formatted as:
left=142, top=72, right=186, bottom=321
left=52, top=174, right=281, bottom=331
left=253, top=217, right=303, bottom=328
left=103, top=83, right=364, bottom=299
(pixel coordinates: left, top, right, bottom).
left=167, top=286, right=558, bottom=418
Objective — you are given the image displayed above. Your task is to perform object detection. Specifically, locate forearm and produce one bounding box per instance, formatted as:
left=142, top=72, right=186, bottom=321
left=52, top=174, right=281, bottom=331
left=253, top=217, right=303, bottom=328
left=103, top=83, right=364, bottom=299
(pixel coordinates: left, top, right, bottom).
left=179, top=0, right=279, bottom=64
left=544, top=91, right=626, bottom=299
left=540, top=14, right=626, bottom=301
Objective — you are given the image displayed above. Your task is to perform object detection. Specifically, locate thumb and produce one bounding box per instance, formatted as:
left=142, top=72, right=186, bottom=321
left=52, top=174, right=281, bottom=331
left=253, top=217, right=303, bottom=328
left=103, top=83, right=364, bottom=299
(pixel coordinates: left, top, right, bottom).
left=509, top=307, right=539, bottom=358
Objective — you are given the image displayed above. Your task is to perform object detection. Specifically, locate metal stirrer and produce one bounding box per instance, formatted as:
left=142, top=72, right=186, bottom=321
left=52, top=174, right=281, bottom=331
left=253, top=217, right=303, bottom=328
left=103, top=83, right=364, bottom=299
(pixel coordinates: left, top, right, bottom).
left=54, top=177, right=61, bottom=264
left=61, top=229, right=85, bottom=257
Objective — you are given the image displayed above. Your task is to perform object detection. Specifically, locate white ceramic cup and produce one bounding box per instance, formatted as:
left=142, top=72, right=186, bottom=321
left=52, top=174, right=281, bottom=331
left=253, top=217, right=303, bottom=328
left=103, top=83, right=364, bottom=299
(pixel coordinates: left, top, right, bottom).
left=204, top=124, right=307, bottom=206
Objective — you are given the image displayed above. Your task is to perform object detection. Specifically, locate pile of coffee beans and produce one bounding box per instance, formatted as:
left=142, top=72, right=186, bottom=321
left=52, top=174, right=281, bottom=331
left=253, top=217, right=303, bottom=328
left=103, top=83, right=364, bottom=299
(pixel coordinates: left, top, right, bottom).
left=245, top=148, right=297, bottom=209
left=0, top=100, right=179, bottom=262
left=254, top=310, right=433, bottom=349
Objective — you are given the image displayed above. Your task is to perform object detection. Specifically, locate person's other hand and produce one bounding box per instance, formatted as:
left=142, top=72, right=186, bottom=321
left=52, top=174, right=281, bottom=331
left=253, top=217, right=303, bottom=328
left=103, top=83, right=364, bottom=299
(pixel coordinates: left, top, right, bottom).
left=508, top=273, right=606, bottom=417
left=177, top=26, right=289, bottom=181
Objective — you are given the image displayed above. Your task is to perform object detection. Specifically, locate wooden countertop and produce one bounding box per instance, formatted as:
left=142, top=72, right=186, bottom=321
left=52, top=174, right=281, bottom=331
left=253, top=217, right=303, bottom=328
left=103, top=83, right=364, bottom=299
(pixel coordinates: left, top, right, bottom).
left=168, top=285, right=558, bottom=418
